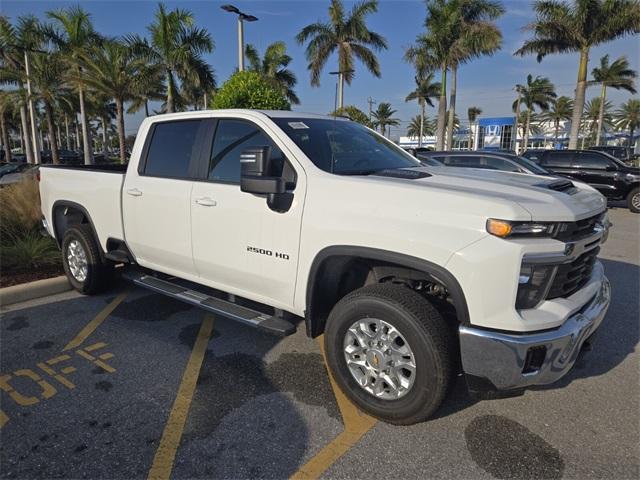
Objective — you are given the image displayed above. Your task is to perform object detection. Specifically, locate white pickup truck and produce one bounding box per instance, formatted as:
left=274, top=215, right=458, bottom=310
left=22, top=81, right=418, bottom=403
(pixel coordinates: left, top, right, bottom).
left=40, top=110, right=611, bottom=424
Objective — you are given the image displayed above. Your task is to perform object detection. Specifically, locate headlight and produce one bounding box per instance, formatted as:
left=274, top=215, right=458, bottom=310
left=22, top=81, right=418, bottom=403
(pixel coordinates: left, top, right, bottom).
left=486, top=219, right=561, bottom=238
left=516, top=263, right=557, bottom=310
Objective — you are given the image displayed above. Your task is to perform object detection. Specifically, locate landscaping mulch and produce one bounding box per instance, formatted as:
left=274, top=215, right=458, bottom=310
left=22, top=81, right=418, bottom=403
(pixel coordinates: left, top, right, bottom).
left=0, top=265, right=65, bottom=288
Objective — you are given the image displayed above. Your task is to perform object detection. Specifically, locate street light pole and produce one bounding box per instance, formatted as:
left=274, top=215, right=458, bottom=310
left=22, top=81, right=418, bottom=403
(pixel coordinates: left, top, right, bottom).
left=221, top=5, right=258, bottom=73
left=237, top=16, right=244, bottom=71
left=329, top=69, right=354, bottom=110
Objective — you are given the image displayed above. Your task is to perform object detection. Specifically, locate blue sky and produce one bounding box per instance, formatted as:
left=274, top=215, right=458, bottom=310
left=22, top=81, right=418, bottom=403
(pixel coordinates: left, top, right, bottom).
left=3, top=0, right=639, bottom=137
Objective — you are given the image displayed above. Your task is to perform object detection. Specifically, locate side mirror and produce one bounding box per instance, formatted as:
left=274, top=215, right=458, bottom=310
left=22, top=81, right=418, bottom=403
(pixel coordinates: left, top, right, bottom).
left=605, top=165, right=617, bottom=171
left=240, top=146, right=286, bottom=195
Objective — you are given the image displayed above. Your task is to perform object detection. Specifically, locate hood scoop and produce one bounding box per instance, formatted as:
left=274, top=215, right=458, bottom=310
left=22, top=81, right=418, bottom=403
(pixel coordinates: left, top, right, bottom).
left=372, top=169, right=432, bottom=180
left=535, top=178, right=578, bottom=195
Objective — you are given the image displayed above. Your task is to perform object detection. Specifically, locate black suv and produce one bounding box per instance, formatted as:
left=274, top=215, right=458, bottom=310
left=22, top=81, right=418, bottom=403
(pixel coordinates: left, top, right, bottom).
left=522, top=149, right=640, bottom=212
left=590, top=145, right=634, bottom=163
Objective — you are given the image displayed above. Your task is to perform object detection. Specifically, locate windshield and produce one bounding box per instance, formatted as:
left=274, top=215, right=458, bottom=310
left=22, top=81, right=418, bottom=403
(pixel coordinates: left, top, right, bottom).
left=272, top=118, right=421, bottom=175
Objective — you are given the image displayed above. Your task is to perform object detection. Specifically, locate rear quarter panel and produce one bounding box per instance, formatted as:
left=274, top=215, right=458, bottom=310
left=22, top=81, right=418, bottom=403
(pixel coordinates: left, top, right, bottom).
left=40, top=167, right=125, bottom=250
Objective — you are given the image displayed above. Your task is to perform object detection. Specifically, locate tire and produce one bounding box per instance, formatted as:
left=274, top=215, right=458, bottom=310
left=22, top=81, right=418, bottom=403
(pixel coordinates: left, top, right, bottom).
left=627, top=187, right=640, bottom=213
left=324, top=283, right=453, bottom=425
left=61, top=224, right=113, bottom=294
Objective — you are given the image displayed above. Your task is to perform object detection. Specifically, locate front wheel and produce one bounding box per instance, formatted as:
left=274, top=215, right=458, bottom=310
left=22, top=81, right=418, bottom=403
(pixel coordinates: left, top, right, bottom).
left=324, top=284, right=453, bottom=425
left=627, top=187, right=640, bottom=213
left=62, top=225, right=113, bottom=294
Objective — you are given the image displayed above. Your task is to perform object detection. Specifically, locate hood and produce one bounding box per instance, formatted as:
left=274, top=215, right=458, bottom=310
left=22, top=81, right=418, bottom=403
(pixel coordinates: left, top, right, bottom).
left=368, top=167, right=606, bottom=221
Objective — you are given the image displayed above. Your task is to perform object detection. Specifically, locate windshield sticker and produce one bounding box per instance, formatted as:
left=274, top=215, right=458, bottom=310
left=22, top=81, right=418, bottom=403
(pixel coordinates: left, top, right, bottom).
left=288, top=122, right=309, bottom=129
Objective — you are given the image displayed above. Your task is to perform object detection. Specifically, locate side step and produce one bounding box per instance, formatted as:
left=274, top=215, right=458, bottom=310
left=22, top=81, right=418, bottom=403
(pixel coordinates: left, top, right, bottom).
left=128, top=274, right=296, bottom=336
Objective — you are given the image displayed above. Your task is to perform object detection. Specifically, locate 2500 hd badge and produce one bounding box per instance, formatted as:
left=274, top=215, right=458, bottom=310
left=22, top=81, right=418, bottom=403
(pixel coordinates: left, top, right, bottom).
left=247, top=246, right=290, bottom=260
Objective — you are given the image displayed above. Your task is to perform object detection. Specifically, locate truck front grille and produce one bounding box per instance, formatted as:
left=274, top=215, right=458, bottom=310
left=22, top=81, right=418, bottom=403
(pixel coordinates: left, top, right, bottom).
left=555, top=214, right=603, bottom=242
left=546, top=247, right=600, bottom=299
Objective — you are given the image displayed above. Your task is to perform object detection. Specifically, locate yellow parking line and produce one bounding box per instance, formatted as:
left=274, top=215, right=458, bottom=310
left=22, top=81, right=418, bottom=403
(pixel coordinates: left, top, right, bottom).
left=63, top=291, right=129, bottom=352
left=290, top=336, right=377, bottom=480
left=147, top=315, right=214, bottom=480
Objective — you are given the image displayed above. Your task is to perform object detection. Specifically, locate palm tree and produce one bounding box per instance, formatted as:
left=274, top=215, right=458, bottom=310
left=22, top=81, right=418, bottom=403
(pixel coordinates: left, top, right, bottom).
left=0, top=90, right=13, bottom=162
left=47, top=6, right=102, bottom=164
left=406, top=0, right=504, bottom=150
left=615, top=99, right=640, bottom=148
left=541, top=96, right=573, bottom=145
left=515, top=0, right=640, bottom=149
left=371, top=102, right=399, bottom=136
left=0, top=15, right=44, bottom=164
left=407, top=114, right=436, bottom=138
left=444, top=0, right=504, bottom=150
left=78, top=40, right=147, bottom=163
left=245, top=41, right=299, bottom=104
left=512, top=75, right=556, bottom=151
left=30, top=52, right=71, bottom=164
left=445, top=110, right=460, bottom=131
left=591, top=55, right=637, bottom=145
left=405, top=73, right=441, bottom=148
left=296, top=0, right=387, bottom=109
left=582, top=97, right=613, bottom=146
left=331, top=105, right=374, bottom=128
left=126, top=63, right=165, bottom=117
left=129, top=3, right=214, bottom=114
left=467, top=106, right=482, bottom=150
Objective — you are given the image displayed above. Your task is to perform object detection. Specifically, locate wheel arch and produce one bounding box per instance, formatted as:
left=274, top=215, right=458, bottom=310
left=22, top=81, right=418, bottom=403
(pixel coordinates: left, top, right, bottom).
left=51, top=200, right=105, bottom=259
left=305, top=245, right=470, bottom=338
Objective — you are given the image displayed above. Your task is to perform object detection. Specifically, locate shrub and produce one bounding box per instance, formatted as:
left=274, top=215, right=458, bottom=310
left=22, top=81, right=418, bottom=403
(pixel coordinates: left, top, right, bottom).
left=212, top=71, right=291, bottom=110
left=1, top=231, right=60, bottom=271
left=0, top=179, right=42, bottom=238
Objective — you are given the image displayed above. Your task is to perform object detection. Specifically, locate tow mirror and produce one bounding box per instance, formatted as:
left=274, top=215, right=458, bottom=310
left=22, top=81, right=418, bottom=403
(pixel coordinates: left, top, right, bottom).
left=240, top=146, right=285, bottom=195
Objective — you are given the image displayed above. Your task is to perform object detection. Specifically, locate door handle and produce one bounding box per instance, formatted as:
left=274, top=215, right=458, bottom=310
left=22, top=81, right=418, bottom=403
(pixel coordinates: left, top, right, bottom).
left=126, top=188, right=143, bottom=197
left=195, top=197, right=217, bottom=207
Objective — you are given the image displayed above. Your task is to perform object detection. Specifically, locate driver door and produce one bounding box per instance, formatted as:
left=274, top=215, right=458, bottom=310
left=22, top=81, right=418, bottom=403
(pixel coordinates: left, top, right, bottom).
left=190, top=117, right=305, bottom=308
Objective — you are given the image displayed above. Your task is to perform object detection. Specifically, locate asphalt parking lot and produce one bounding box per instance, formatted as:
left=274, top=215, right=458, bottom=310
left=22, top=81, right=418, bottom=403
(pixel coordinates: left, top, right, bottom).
left=1, top=207, right=638, bottom=480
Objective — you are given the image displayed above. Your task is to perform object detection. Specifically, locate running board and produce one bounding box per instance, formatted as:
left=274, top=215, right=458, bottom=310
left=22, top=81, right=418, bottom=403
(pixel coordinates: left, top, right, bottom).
left=129, top=274, right=295, bottom=336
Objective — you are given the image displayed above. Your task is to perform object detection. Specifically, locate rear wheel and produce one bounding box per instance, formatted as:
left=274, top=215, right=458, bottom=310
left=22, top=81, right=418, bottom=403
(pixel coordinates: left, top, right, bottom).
left=62, top=225, right=113, bottom=294
left=324, top=284, right=453, bottom=425
left=628, top=187, right=640, bottom=213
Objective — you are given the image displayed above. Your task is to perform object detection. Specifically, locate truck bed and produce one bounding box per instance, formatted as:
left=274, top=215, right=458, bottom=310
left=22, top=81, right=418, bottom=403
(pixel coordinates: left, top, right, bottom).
left=39, top=164, right=127, bottom=250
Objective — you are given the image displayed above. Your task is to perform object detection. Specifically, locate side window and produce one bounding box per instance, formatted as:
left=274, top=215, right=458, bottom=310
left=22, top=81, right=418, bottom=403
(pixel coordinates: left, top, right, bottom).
left=483, top=156, right=521, bottom=172
left=144, top=120, right=203, bottom=178
left=542, top=152, right=574, bottom=167
left=577, top=152, right=611, bottom=169
left=437, top=155, right=483, bottom=167
left=209, top=119, right=286, bottom=183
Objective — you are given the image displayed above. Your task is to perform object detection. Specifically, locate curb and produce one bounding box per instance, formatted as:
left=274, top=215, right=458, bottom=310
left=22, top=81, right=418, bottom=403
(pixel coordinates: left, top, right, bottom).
left=0, top=276, right=72, bottom=307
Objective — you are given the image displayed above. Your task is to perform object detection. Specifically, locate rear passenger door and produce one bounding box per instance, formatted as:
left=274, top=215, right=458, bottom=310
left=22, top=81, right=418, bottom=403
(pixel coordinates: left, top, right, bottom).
left=574, top=151, right=618, bottom=197
left=190, top=117, right=305, bottom=308
left=539, top=151, right=579, bottom=179
left=123, top=119, right=208, bottom=277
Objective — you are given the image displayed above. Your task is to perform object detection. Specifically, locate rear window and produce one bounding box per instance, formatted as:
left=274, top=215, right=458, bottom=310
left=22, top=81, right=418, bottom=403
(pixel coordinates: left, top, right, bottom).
left=143, top=120, right=203, bottom=179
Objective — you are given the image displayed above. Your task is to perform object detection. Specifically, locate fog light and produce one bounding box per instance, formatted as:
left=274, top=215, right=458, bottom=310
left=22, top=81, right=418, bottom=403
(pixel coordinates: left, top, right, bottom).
left=516, top=264, right=557, bottom=310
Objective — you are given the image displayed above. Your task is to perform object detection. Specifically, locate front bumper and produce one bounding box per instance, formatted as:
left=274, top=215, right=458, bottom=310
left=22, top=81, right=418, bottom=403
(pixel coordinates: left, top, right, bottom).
left=458, top=274, right=611, bottom=392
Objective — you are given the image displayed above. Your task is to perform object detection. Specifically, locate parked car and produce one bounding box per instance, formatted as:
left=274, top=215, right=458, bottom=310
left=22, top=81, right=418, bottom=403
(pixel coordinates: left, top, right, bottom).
left=403, top=146, right=433, bottom=157
left=418, top=150, right=551, bottom=175
left=523, top=149, right=640, bottom=213
left=0, top=162, right=32, bottom=179
left=590, top=145, right=634, bottom=163
left=40, top=110, right=611, bottom=424
left=0, top=164, right=38, bottom=187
